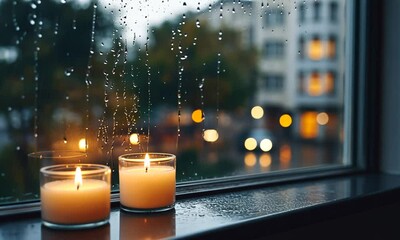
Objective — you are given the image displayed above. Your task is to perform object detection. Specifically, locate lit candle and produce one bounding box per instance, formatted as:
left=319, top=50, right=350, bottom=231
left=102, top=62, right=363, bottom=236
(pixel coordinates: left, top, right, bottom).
left=119, top=153, right=176, bottom=212
left=40, top=164, right=111, bottom=228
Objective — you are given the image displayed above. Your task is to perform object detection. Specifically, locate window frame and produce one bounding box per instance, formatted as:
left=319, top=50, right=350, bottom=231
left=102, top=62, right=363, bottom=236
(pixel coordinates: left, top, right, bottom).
left=0, top=0, right=374, bottom=218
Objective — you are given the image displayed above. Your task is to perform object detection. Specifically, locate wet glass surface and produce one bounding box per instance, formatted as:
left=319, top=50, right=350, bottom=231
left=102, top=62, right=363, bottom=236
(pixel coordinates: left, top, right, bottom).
left=0, top=0, right=349, bottom=204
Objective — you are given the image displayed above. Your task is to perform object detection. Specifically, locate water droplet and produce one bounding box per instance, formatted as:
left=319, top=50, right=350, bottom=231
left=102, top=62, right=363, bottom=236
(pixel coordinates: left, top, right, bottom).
left=196, top=19, right=201, bottom=28
left=64, top=67, right=74, bottom=77
left=183, top=2, right=187, bottom=6
left=60, top=0, right=67, bottom=3
left=31, top=3, right=37, bottom=9
left=16, top=146, right=20, bottom=151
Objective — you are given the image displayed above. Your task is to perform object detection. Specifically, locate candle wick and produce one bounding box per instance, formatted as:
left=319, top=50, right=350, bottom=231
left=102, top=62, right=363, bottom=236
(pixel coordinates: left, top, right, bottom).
left=77, top=184, right=80, bottom=190
left=145, top=167, right=148, bottom=173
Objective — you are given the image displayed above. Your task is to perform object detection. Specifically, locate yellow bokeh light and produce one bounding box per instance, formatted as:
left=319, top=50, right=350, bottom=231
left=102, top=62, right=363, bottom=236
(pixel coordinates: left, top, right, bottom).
left=251, top=106, right=264, bottom=119
left=244, top=153, right=257, bottom=167
left=259, top=153, right=272, bottom=168
left=203, top=129, right=219, bottom=142
left=244, top=138, right=257, bottom=151
left=129, top=133, right=140, bottom=145
left=317, top=112, right=329, bottom=125
left=260, top=139, right=273, bottom=152
left=192, top=109, right=204, bottom=123
left=78, top=138, right=87, bottom=151
left=279, top=114, right=292, bottom=128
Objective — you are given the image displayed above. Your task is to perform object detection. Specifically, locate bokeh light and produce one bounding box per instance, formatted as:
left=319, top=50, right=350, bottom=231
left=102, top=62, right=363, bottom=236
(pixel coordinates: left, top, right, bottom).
left=244, top=138, right=257, bottom=151
left=203, top=129, right=219, bottom=142
left=260, top=139, right=273, bottom=152
left=192, top=109, right=204, bottom=123
left=78, top=138, right=87, bottom=151
left=317, top=112, right=329, bottom=125
left=251, top=106, right=264, bottom=119
left=279, top=114, right=292, bottom=128
left=129, top=133, right=140, bottom=145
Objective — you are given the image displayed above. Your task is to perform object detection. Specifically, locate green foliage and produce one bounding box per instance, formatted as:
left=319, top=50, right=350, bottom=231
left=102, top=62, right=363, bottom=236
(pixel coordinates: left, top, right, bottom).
left=130, top=17, right=258, bottom=112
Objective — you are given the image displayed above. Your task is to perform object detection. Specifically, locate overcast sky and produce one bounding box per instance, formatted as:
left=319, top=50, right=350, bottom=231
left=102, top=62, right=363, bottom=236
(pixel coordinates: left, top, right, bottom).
left=100, top=0, right=216, bottom=44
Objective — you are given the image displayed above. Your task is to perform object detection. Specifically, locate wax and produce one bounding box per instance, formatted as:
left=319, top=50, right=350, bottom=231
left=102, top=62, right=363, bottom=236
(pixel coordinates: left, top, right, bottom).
left=119, top=166, right=176, bottom=210
left=41, top=179, right=110, bottom=224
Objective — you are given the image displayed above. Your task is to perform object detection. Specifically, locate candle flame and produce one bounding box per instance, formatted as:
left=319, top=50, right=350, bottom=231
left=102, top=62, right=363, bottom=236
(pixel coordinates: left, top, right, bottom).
left=144, top=153, right=150, bottom=173
left=75, top=167, right=82, bottom=190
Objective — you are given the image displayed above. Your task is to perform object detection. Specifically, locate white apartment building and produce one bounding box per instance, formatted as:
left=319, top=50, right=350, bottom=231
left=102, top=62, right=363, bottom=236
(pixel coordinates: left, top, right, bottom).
left=198, top=0, right=346, bottom=141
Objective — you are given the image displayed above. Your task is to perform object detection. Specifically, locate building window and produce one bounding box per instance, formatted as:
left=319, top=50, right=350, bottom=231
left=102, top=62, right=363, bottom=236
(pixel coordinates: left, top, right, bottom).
left=300, top=111, right=319, bottom=139
left=325, top=72, right=336, bottom=95
left=263, top=74, right=284, bottom=91
left=265, top=8, right=285, bottom=27
left=313, top=1, right=321, bottom=22
left=308, top=36, right=324, bottom=60
left=327, top=35, right=337, bottom=59
left=299, top=36, right=305, bottom=59
left=307, top=72, right=324, bottom=96
left=299, top=3, right=306, bottom=23
left=301, top=71, right=336, bottom=97
left=330, top=2, right=338, bottom=22
left=263, top=41, right=284, bottom=59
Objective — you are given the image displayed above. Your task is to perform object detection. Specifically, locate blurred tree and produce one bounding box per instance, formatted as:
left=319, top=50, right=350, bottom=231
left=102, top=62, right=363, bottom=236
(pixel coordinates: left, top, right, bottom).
left=0, top=0, right=117, bottom=202
left=130, top=17, right=258, bottom=114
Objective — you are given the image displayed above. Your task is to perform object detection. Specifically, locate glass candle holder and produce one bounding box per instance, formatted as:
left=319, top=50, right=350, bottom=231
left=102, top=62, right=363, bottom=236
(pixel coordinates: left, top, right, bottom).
left=119, top=153, right=176, bottom=213
left=40, top=164, right=111, bottom=229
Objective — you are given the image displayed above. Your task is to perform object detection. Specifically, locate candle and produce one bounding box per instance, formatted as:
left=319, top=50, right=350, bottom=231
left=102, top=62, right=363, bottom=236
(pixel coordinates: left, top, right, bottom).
left=40, top=164, right=111, bottom=229
left=119, top=153, right=176, bottom=212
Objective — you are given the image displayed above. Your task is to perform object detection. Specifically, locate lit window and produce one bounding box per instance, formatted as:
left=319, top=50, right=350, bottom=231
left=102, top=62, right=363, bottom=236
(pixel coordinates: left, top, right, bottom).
left=308, top=72, right=324, bottom=96
left=308, top=37, right=324, bottom=60
left=327, top=36, right=337, bottom=59
left=325, top=72, right=336, bottom=95
left=300, top=112, right=319, bottom=139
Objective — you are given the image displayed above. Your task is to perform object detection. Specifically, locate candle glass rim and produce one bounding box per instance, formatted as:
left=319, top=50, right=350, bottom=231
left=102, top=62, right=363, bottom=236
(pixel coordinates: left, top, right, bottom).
left=28, top=150, right=87, bottom=160
left=118, top=152, right=176, bottom=163
left=40, top=164, right=111, bottom=176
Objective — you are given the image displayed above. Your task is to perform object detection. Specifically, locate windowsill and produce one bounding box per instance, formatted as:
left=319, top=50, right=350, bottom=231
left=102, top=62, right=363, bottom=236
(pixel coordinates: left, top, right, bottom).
left=2, top=172, right=400, bottom=239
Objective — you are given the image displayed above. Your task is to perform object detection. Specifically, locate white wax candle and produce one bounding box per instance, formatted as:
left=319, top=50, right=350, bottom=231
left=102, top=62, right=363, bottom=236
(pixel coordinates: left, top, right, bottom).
left=119, top=166, right=176, bottom=209
left=41, top=179, right=110, bottom=224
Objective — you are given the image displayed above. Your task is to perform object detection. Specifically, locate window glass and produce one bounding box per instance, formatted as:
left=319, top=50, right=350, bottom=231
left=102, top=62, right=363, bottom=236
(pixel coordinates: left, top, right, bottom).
left=0, top=0, right=349, bottom=205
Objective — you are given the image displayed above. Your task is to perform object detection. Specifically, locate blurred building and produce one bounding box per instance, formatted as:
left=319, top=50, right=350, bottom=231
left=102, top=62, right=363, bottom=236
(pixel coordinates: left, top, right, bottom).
left=198, top=0, right=346, bottom=141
